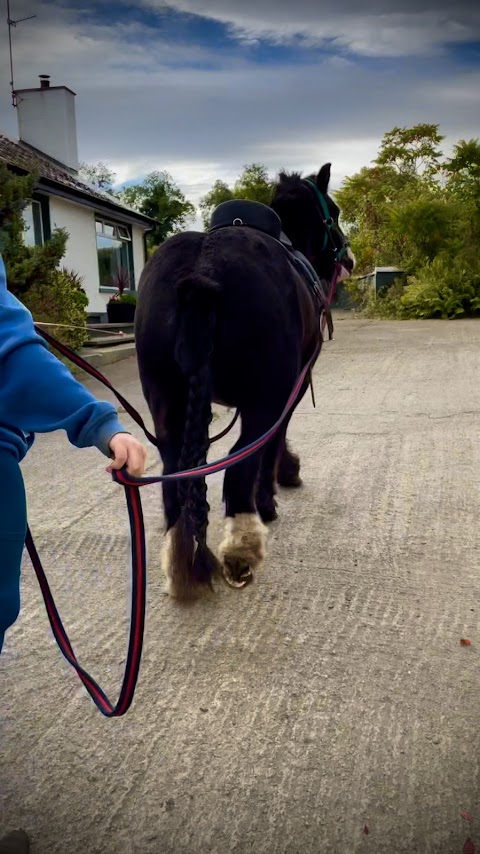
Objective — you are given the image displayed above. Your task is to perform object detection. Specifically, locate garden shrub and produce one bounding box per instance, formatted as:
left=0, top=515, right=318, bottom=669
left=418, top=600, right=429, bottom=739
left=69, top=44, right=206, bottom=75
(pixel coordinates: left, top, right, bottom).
left=398, top=256, right=480, bottom=319
left=22, top=268, right=89, bottom=349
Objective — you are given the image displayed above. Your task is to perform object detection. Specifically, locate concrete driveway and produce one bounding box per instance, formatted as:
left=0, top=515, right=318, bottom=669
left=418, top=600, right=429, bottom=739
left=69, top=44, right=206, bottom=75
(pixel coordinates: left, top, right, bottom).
left=1, top=315, right=480, bottom=854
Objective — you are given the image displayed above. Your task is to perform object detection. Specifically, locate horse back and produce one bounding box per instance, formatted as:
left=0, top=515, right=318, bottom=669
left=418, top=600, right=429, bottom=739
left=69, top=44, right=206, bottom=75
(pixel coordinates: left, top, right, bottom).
left=135, top=227, right=317, bottom=408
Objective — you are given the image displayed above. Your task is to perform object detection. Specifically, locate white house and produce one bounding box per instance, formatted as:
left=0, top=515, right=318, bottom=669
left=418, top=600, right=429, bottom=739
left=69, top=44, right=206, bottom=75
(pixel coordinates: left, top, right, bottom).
left=0, top=75, right=156, bottom=322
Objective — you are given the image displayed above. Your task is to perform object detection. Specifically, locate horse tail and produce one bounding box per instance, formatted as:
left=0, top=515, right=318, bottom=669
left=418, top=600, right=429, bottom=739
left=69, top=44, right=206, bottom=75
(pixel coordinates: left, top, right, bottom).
left=168, top=272, right=221, bottom=599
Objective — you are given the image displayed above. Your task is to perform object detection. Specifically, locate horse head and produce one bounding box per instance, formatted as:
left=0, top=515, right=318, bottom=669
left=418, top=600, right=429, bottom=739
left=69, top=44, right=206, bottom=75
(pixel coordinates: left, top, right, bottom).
left=271, top=163, right=355, bottom=283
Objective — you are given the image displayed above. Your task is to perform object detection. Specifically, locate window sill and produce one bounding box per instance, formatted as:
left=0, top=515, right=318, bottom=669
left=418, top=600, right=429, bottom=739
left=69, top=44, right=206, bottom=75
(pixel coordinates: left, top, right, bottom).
left=99, top=286, right=135, bottom=294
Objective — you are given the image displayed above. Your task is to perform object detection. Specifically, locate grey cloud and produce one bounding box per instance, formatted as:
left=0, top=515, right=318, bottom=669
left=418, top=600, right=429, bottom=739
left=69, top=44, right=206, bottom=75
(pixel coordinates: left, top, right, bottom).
left=141, top=0, right=480, bottom=57
left=72, top=63, right=480, bottom=166
left=0, top=1, right=478, bottom=210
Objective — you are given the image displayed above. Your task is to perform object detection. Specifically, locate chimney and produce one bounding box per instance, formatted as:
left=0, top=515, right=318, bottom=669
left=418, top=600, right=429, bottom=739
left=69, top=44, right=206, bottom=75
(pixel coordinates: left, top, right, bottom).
left=15, top=75, right=79, bottom=172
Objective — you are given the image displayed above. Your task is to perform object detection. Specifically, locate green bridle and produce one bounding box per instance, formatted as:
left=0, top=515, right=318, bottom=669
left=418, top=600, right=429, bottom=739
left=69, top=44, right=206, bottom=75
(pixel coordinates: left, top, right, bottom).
left=304, top=178, right=347, bottom=261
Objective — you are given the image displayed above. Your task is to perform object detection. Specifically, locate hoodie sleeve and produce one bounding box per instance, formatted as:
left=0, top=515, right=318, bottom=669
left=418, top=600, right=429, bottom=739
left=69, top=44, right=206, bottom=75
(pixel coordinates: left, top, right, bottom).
left=0, top=256, right=129, bottom=457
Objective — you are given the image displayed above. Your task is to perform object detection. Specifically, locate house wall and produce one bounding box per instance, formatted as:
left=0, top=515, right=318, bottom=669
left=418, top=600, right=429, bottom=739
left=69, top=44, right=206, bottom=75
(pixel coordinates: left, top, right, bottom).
left=49, top=196, right=103, bottom=312
left=49, top=196, right=148, bottom=317
left=132, top=226, right=146, bottom=287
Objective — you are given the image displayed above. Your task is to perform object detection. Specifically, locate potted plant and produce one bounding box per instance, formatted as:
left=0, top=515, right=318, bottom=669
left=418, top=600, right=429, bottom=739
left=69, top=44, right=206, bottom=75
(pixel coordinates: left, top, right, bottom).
left=106, top=267, right=137, bottom=323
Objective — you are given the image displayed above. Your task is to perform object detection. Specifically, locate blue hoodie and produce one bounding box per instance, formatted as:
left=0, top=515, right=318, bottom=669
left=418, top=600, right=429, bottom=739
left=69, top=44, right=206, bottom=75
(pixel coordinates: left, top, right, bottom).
left=0, top=255, right=128, bottom=462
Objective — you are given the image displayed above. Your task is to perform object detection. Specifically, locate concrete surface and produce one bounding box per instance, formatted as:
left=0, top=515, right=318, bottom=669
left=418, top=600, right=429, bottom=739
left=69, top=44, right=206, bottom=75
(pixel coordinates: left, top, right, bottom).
left=1, top=315, right=480, bottom=854
left=79, top=340, right=136, bottom=368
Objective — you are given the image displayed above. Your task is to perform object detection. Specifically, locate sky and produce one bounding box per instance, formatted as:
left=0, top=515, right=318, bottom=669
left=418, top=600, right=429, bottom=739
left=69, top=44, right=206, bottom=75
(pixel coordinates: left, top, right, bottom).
left=0, top=0, right=479, bottom=229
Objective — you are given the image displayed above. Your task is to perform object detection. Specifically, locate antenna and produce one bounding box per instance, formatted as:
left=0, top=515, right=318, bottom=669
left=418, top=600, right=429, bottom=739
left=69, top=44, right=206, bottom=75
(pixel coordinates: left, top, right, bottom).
left=6, top=0, right=37, bottom=107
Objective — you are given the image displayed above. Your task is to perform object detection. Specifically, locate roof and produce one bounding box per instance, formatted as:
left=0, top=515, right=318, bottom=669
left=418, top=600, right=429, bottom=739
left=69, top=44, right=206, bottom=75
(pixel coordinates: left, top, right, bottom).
left=0, top=131, right=156, bottom=229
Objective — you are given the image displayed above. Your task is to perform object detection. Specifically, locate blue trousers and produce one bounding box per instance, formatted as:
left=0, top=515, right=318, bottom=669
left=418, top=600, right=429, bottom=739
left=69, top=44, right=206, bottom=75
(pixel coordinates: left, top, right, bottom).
left=0, top=449, right=27, bottom=654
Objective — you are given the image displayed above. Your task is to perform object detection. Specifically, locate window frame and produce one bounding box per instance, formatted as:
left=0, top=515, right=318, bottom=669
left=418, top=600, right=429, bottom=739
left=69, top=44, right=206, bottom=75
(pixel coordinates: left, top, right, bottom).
left=94, top=216, right=135, bottom=292
left=22, top=194, right=51, bottom=247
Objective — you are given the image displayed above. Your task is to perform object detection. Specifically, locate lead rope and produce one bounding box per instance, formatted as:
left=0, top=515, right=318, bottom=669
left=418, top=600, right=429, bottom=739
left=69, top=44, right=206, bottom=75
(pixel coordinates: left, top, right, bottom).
left=27, top=263, right=341, bottom=716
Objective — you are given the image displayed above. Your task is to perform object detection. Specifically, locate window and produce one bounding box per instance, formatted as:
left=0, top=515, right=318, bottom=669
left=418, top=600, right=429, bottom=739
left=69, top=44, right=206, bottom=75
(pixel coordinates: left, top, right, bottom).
left=95, top=218, right=134, bottom=289
left=23, top=200, right=45, bottom=246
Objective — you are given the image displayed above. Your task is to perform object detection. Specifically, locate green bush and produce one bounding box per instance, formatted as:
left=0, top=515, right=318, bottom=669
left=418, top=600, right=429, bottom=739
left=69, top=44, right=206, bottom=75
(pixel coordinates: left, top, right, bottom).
left=344, top=275, right=373, bottom=312
left=115, top=291, right=137, bottom=305
left=355, top=277, right=407, bottom=319
left=398, top=256, right=480, bottom=319
left=22, top=268, right=89, bottom=350
left=1, top=164, right=88, bottom=353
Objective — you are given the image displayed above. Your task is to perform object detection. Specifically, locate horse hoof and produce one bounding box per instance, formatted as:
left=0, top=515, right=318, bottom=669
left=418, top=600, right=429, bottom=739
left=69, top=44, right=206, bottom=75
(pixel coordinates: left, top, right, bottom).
left=258, top=504, right=278, bottom=524
left=222, top=558, right=254, bottom=589
left=278, top=474, right=303, bottom=489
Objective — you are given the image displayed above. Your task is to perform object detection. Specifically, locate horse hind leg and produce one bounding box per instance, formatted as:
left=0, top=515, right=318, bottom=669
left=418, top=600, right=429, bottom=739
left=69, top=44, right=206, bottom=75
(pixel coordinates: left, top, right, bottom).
left=277, top=438, right=302, bottom=488
left=256, top=429, right=285, bottom=523
left=276, top=381, right=310, bottom=489
left=160, top=449, right=218, bottom=601
left=219, top=411, right=270, bottom=588
left=256, top=406, right=302, bottom=519
left=152, top=393, right=217, bottom=601
left=149, top=399, right=188, bottom=597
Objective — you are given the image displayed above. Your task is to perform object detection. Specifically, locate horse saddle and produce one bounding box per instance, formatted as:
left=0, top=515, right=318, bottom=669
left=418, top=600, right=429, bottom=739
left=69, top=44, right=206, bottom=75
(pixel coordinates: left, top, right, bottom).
left=208, top=199, right=333, bottom=338
left=209, top=199, right=291, bottom=243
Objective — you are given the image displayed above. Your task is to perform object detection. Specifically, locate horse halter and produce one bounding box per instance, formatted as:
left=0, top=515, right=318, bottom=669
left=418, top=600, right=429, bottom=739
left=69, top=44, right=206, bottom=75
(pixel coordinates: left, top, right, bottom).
left=304, top=178, right=348, bottom=263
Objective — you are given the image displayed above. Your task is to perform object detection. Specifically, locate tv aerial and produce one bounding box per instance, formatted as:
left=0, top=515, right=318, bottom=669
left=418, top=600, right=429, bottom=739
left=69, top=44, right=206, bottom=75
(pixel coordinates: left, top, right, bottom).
left=6, top=0, right=37, bottom=107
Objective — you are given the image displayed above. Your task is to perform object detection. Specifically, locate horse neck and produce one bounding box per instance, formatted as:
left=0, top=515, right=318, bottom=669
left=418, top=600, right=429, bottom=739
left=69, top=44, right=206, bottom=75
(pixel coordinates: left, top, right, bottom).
left=271, top=199, right=314, bottom=257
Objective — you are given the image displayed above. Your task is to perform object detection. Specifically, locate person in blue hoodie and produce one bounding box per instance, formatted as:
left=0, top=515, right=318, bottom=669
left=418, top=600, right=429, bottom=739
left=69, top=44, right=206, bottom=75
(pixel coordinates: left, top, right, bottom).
left=0, top=255, right=147, bottom=854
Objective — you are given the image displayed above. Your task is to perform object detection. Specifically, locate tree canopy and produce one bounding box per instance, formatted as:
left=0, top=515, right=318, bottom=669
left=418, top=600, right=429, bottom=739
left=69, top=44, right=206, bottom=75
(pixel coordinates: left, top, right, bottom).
left=77, top=127, right=480, bottom=320
left=118, top=171, right=195, bottom=247
left=79, top=161, right=118, bottom=193
left=79, top=164, right=195, bottom=247
left=0, top=163, right=88, bottom=348
left=200, top=163, right=274, bottom=227
left=334, top=124, right=480, bottom=318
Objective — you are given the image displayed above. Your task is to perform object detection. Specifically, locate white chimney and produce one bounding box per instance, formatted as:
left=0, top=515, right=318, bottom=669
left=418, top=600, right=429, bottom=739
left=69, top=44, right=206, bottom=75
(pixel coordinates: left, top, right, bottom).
left=16, top=75, right=79, bottom=171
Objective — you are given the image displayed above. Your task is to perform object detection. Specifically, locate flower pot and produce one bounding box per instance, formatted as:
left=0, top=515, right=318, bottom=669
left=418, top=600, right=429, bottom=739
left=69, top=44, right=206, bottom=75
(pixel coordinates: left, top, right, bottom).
left=107, top=301, right=136, bottom=323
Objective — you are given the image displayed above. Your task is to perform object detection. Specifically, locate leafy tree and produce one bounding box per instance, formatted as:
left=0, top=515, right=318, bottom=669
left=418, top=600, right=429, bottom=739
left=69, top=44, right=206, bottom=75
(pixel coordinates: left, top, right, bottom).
left=199, top=180, right=234, bottom=228
left=0, top=162, right=68, bottom=295
left=444, top=139, right=480, bottom=211
left=233, top=163, right=274, bottom=204
left=334, top=125, right=447, bottom=274
left=375, top=123, right=444, bottom=179
left=119, top=171, right=195, bottom=246
left=335, top=125, right=480, bottom=319
left=0, top=163, right=87, bottom=347
left=79, top=161, right=118, bottom=193
left=200, top=163, right=274, bottom=227
left=0, top=162, right=36, bottom=258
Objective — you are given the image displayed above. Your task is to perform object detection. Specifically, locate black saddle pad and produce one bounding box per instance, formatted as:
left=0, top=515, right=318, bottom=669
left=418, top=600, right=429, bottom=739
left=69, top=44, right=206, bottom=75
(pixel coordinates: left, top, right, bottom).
left=209, top=199, right=282, bottom=241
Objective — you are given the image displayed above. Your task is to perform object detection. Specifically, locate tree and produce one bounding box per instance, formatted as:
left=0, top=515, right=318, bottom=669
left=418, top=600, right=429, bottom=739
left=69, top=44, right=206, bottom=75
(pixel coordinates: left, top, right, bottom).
left=335, top=124, right=480, bottom=319
left=0, top=162, right=67, bottom=295
left=119, top=171, right=195, bottom=246
left=79, top=161, right=118, bottom=193
left=444, top=139, right=480, bottom=210
left=199, top=180, right=234, bottom=228
left=0, top=163, right=88, bottom=348
left=233, top=163, right=273, bottom=204
left=199, top=163, right=274, bottom=228
left=334, top=125, right=450, bottom=275
left=375, top=123, right=444, bottom=179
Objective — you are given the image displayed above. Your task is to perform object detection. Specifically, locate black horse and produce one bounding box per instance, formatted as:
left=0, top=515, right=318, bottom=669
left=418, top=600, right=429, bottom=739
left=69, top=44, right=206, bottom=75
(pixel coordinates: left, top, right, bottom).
left=134, top=163, right=354, bottom=600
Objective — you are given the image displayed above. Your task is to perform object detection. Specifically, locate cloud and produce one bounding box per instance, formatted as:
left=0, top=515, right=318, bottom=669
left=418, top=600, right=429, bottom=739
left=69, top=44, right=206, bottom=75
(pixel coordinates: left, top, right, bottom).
left=0, top=0, right=478, bottom=227
left=139, top=0, right=480, bottom=57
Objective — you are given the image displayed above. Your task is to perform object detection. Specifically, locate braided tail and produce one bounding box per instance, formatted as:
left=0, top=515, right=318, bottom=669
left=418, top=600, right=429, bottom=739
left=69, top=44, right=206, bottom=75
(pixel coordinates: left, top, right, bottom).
left=169, top=273, right=221, bottom=598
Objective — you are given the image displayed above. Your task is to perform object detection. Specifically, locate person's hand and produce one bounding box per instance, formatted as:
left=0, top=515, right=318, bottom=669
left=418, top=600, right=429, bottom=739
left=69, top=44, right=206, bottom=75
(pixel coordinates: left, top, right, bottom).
left=106, top=433, right=147, bottom=478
